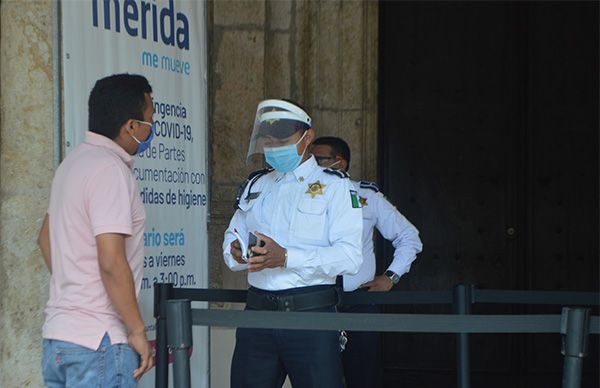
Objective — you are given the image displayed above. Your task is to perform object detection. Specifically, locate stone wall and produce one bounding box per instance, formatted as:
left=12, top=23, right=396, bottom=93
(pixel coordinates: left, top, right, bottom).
left=1, top=1, right=54, bottom=386
left=0, top=0, right=377, bottom=385
left=209, top=0, right=378, bottom=291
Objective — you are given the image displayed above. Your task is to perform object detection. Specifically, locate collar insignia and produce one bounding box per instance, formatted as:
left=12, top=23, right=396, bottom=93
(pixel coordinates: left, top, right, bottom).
left=359, top=196, right=368, bottom=207
left=267, top=108, right=279, bottom=125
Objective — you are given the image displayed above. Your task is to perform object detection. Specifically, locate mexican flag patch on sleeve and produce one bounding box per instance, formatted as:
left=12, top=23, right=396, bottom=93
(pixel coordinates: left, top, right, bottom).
left=350, top=190, right=362, bottom=208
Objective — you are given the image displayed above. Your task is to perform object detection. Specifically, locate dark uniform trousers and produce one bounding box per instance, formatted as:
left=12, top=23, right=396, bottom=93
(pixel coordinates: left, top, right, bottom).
left=338, top=301, right=383, bottom=388
left=231, top=286, right=344, bottom=388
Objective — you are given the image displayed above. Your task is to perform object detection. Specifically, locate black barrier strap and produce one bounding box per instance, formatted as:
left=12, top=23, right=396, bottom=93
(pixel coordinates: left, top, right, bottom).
left=169, top=287, right=453, bottom=305
left=156, top=284, right=599, bottom=388
left=190, top=309, right=600, bottom=334
left=475, top=290, right=599, bottom=306
left=167, top=287, right=598, bottom=307
left=340, top=290, right=453, bottom=305
left=172, top=288, right=247, bottom=303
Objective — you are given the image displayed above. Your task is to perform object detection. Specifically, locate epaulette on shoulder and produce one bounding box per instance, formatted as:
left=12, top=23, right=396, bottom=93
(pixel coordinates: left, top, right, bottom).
left=247, top=167, right=273, bottom=182
left=323, top=168, right=349, bottom=179
left=359, top=180, right=380, bottom=193
left=234, top=168, right=273, bottom=209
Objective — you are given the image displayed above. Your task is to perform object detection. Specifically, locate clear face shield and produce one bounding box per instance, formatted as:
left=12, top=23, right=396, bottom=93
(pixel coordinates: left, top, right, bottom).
left=246, top=99, right=312, bottom=164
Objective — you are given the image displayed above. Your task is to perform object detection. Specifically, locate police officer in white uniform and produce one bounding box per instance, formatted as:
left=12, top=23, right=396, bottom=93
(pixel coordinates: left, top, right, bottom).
left=223, top=101, right=363, bottom=388
left=311, top=136, right=423, bottom=388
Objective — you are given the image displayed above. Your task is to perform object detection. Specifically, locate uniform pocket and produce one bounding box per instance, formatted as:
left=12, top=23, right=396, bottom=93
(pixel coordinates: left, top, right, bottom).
left=293, top=199, right=327, bottom=240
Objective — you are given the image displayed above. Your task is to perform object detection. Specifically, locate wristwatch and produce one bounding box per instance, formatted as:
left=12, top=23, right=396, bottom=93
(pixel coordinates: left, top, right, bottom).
left=384, top=270, right=400, bottom=285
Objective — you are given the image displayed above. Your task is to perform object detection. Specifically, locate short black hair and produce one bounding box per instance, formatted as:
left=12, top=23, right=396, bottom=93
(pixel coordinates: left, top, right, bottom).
left=313, top=136, right=351, bottom=171
left=88, top=74, right=152, bottom=139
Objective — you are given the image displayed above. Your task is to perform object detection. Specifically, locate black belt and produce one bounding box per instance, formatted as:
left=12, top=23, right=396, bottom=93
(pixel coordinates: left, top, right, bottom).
left=246, top=286, right=339, bottom=312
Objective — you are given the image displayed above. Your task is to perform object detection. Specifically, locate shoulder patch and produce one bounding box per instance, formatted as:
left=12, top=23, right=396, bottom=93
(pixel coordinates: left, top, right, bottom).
left=234, top=168, right=274, bottom=209
left=350, top=189, right=362, bottom=208
left=359, top=180, right=380, bottom=193
left=323, top=168, right=349, bottom=179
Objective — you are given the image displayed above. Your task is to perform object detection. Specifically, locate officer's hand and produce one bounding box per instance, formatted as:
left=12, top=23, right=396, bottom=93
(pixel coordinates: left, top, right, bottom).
left=230, top=240, right=246, bottom=264
left=361, top=275, right=393, bottom=292
left=128, top=330, right=154, bottom=380
left=247, top=232, right=286, bottom=272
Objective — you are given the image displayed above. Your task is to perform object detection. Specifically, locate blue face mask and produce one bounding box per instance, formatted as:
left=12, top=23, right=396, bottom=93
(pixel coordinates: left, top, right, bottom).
left=264, top=131, right=308, bottom=173
left=131, top=120, right=155, bottom=155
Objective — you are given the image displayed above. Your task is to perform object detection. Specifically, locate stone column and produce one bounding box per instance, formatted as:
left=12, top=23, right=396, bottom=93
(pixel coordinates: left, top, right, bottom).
left=208, top=0, right=268, bottom=292
left=0, top=1, right=54, bottom=387
left=208, top=0, right=378, bottom=290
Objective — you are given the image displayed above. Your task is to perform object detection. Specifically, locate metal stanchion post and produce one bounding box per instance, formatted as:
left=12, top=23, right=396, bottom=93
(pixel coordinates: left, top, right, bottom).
left=167, top=299, right=193, bottom=388
left=561, top=307, right=590, bottom=388
left=154, top=283, right=174, bottom=388
left=453, top=284, right=473, bottom=388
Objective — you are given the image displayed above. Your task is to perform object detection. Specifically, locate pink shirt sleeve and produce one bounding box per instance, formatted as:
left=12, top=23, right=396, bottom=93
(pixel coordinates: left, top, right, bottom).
left=86, top=162, right=134, bottom=237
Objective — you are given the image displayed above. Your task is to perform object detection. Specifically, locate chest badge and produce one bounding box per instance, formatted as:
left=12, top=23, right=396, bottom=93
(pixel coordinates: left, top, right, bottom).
left=306, top=180, right=326, bottom=198
left=359, top=196, right=368, bottom=207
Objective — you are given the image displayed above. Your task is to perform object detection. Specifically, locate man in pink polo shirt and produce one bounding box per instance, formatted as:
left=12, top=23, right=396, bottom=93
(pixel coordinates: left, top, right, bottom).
left=37, top=74, right=155, bottom=387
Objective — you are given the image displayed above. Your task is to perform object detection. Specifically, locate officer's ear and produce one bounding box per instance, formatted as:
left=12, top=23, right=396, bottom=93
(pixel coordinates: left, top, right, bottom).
left=305, top=128, right=315, bottom=145
left=338, top=156, right=349, bottom=172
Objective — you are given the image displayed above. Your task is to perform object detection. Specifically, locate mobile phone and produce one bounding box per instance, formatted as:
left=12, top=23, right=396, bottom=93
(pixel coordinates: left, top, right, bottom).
left=248, top=232, right=265, bottom=256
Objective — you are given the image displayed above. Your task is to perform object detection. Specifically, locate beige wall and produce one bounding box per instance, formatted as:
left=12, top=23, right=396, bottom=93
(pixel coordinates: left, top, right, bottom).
left=0, top=1, right=377, bottom=386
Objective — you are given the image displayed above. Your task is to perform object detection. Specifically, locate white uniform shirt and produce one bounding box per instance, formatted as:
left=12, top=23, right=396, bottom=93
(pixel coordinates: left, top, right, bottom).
left=223, top=156, right=363, bottom=291
left=342, top=180, right=423, bottom=291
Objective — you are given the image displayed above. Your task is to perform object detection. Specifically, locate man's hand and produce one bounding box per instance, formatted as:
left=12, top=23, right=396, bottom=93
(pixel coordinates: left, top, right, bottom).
left=37, top=214, right=52, bottom=273
left=96, top=233, right=153, bottom=379
left=128, top=330, right=154, bottom=380
left=361, top=275, right=394, bottom=292
left=247, top=232, right=286, bottom=272
left=230, top=240, right=246, bottom=264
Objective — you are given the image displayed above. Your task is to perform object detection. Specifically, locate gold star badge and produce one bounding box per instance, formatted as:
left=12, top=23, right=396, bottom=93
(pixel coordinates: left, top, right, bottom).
left=267, top=108, right=279, bottom=125
left=359, top=196, right=368, bottom=207
left=306, top=180, right=326, bottom=198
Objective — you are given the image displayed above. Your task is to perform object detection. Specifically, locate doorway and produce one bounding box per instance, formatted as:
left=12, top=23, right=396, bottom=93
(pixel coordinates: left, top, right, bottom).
left=378, top=2, right=598, bottom=387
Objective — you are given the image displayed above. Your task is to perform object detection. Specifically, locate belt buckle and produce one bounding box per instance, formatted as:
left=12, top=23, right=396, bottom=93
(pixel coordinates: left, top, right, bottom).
left=276, top=295, right=294, bottom=311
